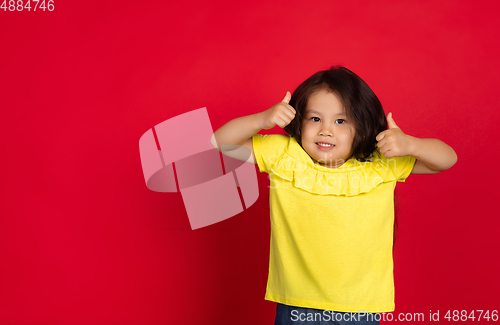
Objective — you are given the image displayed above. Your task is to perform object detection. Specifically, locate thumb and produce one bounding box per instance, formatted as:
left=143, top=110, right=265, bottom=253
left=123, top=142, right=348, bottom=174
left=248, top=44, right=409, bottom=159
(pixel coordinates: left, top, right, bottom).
left=387, top=112, right=399, bottom=129
left=282, top=91, right=291, bottom=104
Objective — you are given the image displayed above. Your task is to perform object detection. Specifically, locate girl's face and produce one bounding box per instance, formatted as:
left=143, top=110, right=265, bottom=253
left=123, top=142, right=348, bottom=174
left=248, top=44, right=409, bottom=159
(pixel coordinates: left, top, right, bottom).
left=301, top=89, right=355, bottom=168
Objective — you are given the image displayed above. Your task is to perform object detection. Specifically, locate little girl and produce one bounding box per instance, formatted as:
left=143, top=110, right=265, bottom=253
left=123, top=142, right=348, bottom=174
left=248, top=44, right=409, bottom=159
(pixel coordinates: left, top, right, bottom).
left=213, top=66, right=457, bottom=325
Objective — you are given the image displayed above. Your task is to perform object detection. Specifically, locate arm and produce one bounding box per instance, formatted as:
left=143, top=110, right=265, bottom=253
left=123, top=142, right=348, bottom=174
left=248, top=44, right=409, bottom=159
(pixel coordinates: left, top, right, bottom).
left=212, top=112, right=263, bottom=149
left=407, top=136, right=457, bottom=173
left=376, top=112, right=457, bottom=174
left=211, top=91, right=296, bottom=163
left=211, top=113, right=263, bottom=164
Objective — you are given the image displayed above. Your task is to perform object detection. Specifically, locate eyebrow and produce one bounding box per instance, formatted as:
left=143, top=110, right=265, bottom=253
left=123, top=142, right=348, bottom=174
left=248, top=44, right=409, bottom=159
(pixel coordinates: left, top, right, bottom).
left=305, top=110, right=346, bottom=116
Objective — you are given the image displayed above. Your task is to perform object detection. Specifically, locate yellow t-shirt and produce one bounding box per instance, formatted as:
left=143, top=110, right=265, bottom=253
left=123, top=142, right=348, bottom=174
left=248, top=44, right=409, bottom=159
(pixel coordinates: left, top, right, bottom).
left=252, top=133, right=416, bottom=313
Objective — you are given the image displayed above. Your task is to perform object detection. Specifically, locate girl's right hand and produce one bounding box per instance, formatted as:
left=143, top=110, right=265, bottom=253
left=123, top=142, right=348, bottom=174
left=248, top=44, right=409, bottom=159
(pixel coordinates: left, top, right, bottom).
left=258, top=91, right=297, bottom=130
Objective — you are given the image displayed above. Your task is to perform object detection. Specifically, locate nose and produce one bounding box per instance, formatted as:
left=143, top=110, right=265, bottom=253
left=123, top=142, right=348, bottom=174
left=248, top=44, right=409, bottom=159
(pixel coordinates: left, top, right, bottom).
left=319, top=126, right=333, bottom=137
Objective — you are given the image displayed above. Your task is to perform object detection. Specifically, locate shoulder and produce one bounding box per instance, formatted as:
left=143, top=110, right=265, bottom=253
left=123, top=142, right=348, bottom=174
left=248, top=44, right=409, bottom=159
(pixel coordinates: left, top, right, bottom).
left=369, top=147, right=417, bottom=182
left=252, top=133, right=292, bottom=155
left=252, top=133, right=291, bottom=146
left=251, top=134, right=293, bottom=173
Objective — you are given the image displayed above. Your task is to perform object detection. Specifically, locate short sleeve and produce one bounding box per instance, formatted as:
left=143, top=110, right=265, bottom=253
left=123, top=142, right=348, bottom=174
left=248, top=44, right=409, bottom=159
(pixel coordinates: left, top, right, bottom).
left=389, top=155, right=417, bottom=182
left=252, top=134, right=290, bottom=174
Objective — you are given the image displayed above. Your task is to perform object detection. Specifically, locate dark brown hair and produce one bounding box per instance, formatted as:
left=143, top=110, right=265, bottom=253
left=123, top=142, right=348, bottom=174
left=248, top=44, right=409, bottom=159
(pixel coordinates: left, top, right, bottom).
left=284, top=66, right=387, bottom=162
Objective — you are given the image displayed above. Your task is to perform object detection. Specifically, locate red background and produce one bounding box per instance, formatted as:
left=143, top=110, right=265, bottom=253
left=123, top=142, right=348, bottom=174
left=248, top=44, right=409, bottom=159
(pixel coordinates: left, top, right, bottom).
left=1, top=1, right=499, bottom=324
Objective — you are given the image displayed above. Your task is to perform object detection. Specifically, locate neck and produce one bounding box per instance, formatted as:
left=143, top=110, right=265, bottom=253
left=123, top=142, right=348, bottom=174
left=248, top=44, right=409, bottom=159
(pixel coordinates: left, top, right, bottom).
left=316, top=159, right=346, bottom=168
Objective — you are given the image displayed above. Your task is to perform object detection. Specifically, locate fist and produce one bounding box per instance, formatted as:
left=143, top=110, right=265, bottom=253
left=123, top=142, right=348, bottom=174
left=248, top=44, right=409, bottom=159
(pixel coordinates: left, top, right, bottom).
left=259, top=91, right=297, bottom=130
left=376, top=112, right=415, bottom=158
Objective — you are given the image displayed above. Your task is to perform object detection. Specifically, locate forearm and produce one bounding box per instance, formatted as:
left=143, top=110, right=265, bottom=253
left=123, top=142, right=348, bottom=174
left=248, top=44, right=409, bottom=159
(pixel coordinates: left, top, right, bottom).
left=408, top=136, right=458, bottom=171
left=213, top=112, right=263, bottom=148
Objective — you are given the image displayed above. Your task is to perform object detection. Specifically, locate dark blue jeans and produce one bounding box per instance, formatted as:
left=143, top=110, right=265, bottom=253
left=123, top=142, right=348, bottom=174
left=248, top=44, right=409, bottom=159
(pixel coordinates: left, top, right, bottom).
left=274, top=303, right=381, bottom=325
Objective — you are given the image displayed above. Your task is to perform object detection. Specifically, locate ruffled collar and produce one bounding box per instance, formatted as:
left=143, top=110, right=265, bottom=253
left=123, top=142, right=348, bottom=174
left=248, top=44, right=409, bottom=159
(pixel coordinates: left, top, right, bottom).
left=268, top=136, right=399, bottom=196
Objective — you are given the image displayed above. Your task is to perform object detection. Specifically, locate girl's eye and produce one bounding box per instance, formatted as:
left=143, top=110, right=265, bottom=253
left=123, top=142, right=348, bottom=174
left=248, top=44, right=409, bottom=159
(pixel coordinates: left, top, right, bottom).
left=309, top=117, right=346, bottom=124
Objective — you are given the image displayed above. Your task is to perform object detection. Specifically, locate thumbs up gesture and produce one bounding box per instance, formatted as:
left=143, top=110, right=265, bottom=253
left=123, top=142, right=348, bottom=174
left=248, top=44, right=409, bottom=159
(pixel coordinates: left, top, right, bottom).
left=258, top=91, right=297, bottom=130
left=375, top=112, right=415, bottom=158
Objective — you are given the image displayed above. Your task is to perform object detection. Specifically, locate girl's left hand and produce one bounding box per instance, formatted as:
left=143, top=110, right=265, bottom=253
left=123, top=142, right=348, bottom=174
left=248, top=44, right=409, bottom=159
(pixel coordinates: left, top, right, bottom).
left=376, top=113, right=416, bottom=158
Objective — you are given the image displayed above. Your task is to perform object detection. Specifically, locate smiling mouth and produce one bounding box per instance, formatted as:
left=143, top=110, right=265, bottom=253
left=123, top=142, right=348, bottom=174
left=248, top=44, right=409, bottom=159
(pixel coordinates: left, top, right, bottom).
left=316, top=142, right=335, bottom=150
left=316, top=142, right=335, bottom=147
